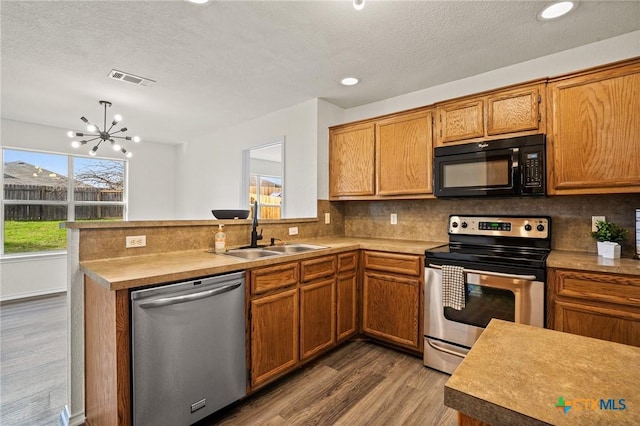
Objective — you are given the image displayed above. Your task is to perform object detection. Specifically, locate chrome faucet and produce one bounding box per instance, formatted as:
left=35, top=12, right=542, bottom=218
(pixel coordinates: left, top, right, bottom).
left=250, top=200, right=263, bottom=248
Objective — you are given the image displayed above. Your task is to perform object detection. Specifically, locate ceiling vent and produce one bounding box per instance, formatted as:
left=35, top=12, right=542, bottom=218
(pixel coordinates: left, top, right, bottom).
left=108, top=69, right=156, bottom=86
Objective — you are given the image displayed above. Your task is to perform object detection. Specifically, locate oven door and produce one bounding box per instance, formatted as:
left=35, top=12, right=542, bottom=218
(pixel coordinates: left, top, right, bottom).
left=424, top=265, right=544, bottom=368
left=433, top=146, right=518, bottom=197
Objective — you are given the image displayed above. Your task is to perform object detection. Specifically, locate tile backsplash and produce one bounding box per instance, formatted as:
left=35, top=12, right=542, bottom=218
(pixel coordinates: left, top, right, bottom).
left=342, top=194, right=640, bottom=257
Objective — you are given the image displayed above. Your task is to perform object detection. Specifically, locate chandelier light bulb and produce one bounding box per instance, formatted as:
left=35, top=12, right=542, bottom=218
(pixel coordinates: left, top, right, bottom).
left=87, top=124, right=97, bottom=132
left=71, top=141, right=81, bottom=148
left=90, top=147, right=98, bottom=156
left=112, top=143, right=122, bottom=151
left=133, top=136, right=141, bottom=143
left=353, top=0, right=365, bottom=11
left=126, top=151, right=133, bottom=158
left=67, top=131, right=75, bottom=138
left=113, top=114, right=122, bottom=123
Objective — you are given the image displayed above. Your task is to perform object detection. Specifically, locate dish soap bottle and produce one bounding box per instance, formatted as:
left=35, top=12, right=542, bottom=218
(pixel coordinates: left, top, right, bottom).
left=214, top=224, right=226, bottom=253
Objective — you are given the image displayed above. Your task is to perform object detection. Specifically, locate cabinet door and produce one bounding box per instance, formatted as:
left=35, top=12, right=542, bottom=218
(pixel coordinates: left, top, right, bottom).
left=547, top=60, right=640, bottom=195
left=437, top=100, right=484, bottom=144
left=250, top=289, right=299, bottom=388
left=329, top=123, right=375, bottom=197
left=336, top=271, right=358, bottom=342
left=554, top=300, right=640, bottom=347
left=362, top=271, right=420, bottom=349
left=486, top=86, right=541, bottom=136
left=375, top=110, right=433, bottom=195
left=299, top=278, right=336, bottom=360
left=300, top=255, right=336, bottom=283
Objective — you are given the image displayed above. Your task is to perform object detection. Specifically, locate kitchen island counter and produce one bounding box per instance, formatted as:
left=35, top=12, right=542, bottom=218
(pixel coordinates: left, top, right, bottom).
left=445, top=319, right=640, bottom=425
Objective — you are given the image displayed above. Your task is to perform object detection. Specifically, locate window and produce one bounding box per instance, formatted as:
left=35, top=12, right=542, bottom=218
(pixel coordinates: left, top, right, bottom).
left=249, top=174, right=282, bottom=219
left=245, top=141, right=284, bottom=219
left=2, top=148, right=127, bottom=255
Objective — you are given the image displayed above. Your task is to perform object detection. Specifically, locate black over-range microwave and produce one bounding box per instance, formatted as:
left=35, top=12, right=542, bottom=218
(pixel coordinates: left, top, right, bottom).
left=433, top=134, right=545, bottom=198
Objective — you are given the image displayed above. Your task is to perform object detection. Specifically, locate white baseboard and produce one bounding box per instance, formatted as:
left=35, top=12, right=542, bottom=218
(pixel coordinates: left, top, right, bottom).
left=0, top=288, right=66, bottom=304
left=69, top=411, right=85, bottom=426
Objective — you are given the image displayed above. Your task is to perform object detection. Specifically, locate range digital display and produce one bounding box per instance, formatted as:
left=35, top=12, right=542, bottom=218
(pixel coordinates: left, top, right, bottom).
left=479, top=221, right=511, bottom=231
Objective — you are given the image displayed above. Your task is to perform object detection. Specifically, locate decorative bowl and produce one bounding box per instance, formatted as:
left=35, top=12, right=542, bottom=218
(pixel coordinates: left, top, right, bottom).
left=211, top=209, right=250, bottom=220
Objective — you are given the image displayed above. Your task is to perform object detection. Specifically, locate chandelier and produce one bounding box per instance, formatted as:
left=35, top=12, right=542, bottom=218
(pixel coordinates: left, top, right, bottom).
left=67, top=100, right=140, bottom=158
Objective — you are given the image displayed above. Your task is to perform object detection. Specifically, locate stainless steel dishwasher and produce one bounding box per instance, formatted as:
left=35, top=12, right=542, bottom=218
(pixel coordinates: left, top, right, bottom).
left=131, top=271, right=246, bottom=425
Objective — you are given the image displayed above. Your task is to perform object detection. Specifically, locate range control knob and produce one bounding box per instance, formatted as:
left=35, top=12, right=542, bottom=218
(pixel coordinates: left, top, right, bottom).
left=461, top=222, right=468, bottom=228
left=452, top=222, right=459, bottom=228
left=524, top=224, right=532, bottom=231
left=537, top=224, right=545, bottom=232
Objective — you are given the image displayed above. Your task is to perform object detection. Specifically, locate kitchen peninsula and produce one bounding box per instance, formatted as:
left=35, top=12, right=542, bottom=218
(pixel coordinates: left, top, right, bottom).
left=445, top=319, right=640, bottom=425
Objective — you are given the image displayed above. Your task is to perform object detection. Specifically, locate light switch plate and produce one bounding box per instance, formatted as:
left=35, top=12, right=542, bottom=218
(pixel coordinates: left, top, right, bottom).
left=592, top=216, right=605, bottom=232
left=289, top=227, right=299, bottom=235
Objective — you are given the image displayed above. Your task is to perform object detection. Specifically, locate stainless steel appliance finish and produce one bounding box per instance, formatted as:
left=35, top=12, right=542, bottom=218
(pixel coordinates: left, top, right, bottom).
left=424, top=215, right=550, bottom=374
left=433, top=134, right=545, bottom=198
left=131, top=271, right=246, bottom=425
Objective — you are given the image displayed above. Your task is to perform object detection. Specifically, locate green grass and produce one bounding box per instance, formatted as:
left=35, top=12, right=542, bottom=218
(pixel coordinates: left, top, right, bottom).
left=4, top=221, right=67, bottom=253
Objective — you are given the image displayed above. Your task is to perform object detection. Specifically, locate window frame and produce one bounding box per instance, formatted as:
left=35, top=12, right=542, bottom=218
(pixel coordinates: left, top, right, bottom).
left=2, top=147, right=128, bottom=256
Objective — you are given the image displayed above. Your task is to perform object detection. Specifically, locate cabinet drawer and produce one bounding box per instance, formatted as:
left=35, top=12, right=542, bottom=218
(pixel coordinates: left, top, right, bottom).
left=363, top=251, right=421, bottom=276
left=337, top=251, right=358, bottom=273
left=555, top=269, right=640, bottom=307
left=300, top=255, right=336, bottom=282
left=251, top=262, right=299, bottom=294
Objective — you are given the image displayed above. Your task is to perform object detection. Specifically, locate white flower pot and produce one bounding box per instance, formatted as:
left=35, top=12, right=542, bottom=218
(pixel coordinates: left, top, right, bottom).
left=597, top=241, right=621, bottom=258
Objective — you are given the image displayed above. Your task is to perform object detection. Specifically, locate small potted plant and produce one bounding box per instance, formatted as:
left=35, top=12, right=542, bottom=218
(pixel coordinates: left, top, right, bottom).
left=591, top=220, right=627, bottom=257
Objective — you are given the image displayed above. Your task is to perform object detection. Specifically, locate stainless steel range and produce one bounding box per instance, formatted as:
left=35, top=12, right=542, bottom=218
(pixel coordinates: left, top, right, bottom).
left=424, top=215, right=550, bottom=374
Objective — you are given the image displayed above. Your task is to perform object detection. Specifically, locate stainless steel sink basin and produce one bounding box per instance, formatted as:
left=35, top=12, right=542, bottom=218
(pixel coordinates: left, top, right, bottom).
left=223, top=248, right=282, bottom=260
left=263, top=244, right=327, bottom=254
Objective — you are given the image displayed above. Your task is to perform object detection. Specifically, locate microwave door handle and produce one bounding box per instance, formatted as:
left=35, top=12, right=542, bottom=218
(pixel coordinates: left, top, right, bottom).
left=512, top=147, right=520, bottom=190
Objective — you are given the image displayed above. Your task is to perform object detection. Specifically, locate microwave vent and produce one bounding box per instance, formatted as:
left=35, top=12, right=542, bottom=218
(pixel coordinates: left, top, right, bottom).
left=108, top=69, right=156, bottom=87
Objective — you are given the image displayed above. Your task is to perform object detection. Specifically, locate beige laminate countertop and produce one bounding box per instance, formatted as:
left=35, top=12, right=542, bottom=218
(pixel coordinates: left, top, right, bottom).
left=445, top=319, right=640, bottom=426
left=80, top=237, right=446, bottom=291
left=548, top=250, right=640, bottom=276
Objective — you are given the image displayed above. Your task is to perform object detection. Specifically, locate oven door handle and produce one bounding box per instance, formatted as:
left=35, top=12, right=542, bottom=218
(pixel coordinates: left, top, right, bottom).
left=427, top=264, right=537, bottom=281
left=426, top=339, right=467, bottom=359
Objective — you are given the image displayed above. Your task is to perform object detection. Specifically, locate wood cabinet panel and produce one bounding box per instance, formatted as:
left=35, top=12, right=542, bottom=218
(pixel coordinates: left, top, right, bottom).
left=300, top=255, right=336, bottom=282
left=337, top=251, right=358, bottom=273
left=250, top=288, right=299, bottom=388
left=549, top=268, right=640, bottom=348
left=486, top=86, right=540, bottom=135
left=336, top=272, right=358, bottom=342
left=329, top=123, right=375, bottom=197
left=362, top=271, right=420, bottom=349
left=547, top=59, right=640, bottom=194
left=250, top=262, right=299, bottom=294
left=375, top=110, right=433, bottom=195
left=300, top=278, right=336, bottom=360
left=438, top=100, right=484, bottom=144
left=363, top=251, right=422, bottom=276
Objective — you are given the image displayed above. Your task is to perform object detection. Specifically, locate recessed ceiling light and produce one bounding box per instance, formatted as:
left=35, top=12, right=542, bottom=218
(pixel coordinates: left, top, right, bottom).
left=185, top=0, right=209, bottom=4
left=539, top=1, right=575, bottom=20
left=341, top=77, right=359, bottom=86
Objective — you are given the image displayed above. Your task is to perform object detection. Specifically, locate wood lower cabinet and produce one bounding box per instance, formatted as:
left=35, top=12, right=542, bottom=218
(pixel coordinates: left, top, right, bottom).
left=435, top=81, right=545, bottom=147
left=362, top=251, right=423, bottom=351
left=336, top=251, right=359, bottom=342
left=549, top=268, right=640, bottom=347
left=250, top=288, right=299, bottom=388
left=299, top=278, right=336, bottom=360
left=547, top=58, right=640, bottom=195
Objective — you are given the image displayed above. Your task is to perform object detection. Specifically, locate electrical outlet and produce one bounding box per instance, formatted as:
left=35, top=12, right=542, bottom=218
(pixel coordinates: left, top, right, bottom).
left=126, top=235, right=146, bottom=248
left=288, top=227, right=299, bottom=236
left=390, top=213, right=398, bottom=225
left=592, top=216, right=606, bottom=232
left=324, top=213, right=331, bottom=224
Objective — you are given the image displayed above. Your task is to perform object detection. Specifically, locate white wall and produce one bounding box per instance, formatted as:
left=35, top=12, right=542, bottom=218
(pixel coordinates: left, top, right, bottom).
left=345, top=30, right=640, bottom=122
left=176, top=99, right=320, bottom=219
left=0, top=118, right=178, bottom=300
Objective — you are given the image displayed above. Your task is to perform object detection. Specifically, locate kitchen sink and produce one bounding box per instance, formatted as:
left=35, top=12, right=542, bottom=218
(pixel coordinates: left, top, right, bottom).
left=223, top=248, right=282, bottom=260
left=263, top=244, right=327, bottom=254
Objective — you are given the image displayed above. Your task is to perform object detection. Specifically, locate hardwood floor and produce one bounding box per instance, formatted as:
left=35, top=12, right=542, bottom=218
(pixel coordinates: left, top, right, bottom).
left=0, top=294, right=67, bottom=426
left=200, top=339, right=457, bottom=426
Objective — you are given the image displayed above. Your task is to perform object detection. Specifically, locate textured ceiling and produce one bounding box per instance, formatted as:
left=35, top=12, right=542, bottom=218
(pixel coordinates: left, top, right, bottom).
left=1, top=1, right=639, bottom=145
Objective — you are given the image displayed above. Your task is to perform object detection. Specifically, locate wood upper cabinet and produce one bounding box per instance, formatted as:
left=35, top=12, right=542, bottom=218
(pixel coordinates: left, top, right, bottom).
left=329, top=122, right=375, bottom=197
left=546, top=58, right=640, bottom=195
left=299, top=277, right=336, bottom=360
left=362, top=251, right=422, bottom=351
left=250, top=288, right=299, bottom=388
left=375, top=110, right=433, bottom=195
left=329, top=108, right=433, bottom=199
left=549, top=268, right=640, bottom=347
left=435, top=82, right=545, bottom=147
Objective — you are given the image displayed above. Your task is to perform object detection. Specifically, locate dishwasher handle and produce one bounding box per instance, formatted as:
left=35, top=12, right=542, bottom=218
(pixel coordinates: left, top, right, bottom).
left=139, top=281, right=242, bottom=309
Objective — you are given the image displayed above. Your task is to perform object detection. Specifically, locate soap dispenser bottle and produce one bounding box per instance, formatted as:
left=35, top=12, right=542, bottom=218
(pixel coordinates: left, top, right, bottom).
left=214, top=224, right=226, bottom=253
